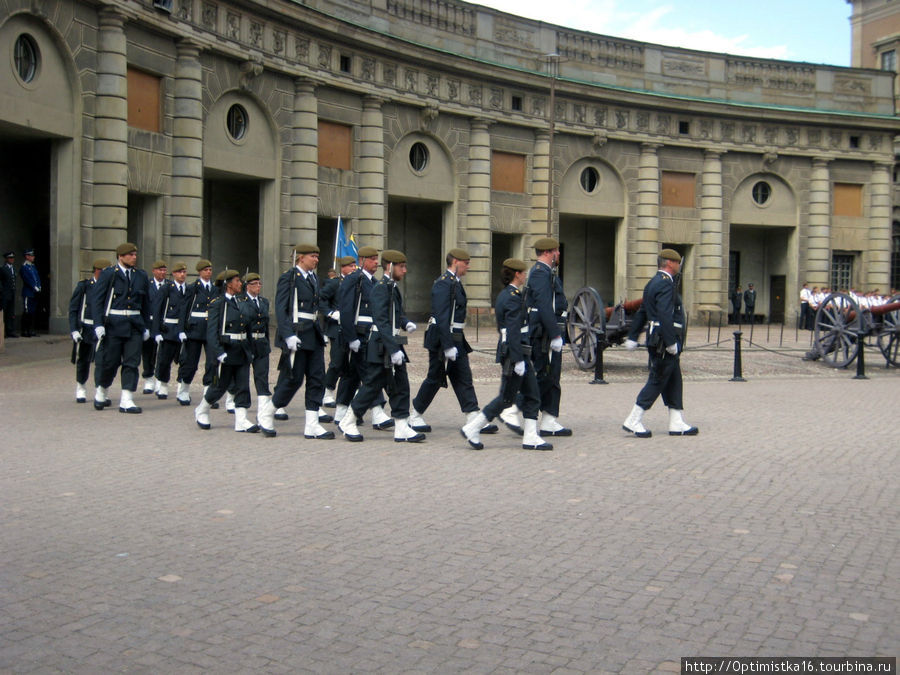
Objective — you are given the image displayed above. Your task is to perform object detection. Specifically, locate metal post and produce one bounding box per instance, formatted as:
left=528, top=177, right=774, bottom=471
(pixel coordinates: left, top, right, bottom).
left=853, top=332, right=868, bottom=379
left=590, top=343, right=607, bottom=384
left=730, top=331, right=746, bottom=382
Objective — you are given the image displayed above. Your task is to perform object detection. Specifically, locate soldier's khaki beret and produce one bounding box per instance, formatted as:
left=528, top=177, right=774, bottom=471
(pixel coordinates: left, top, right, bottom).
left=244, top=273, right=261, bottom=283
left=448, top=248, right=470, bottom=261
left=152, top=260, right=167, bottom=269
left=338, top=256, right=357, bottom=266
left=171, top=262, right=187, bottom=273
left=116, top=242, right=138, bottom=257
left=502, top=258, right=527, bottom=272
left=294, top=243, right=320, bottom=255
left=382, top=249, right=407, bottom=264
left=659, top=248, right=682, bottom=263
left=92, top=258, right=112, bottom=270
left=534, top=237, right=560, bottom=252
left=357, top=246, right=379, bottom=258
left=221, top=269, right=241, bottom=283
left=196, top=259, right=212, bottom=272
left=215, top=270, right=227, bottom=282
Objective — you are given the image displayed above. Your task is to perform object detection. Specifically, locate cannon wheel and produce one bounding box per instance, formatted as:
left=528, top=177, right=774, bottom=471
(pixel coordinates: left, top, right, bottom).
left=813, top=292, right=861, bottom=368
left=876, top=294, right=900, bottom=367
left=566, top=287, right=606, bottom=371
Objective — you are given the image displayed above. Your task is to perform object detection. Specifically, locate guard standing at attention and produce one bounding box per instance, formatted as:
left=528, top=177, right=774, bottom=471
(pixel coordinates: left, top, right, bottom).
left=68, top=258, right=111, bottom=404
left=622, top=248, right=698, bottom=438
left=19, top=248, right=41, bottom=337
left=151, top=261, right=189, bottom=400
left=176, top=259, right=218, bottom=405
left=1, top=251, right=17, bottom=338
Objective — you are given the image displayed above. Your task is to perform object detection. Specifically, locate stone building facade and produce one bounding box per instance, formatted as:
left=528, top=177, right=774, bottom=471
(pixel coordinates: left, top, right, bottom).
left=2, top=0, right=899, bottom=331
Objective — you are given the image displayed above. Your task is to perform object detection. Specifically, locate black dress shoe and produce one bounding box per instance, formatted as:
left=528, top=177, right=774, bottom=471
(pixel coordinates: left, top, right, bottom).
left=103, top=399, right=112, bottom=408
left=119, top=405, right=142, bottom=414
left=539, top=427, right=572, bottom=437
left=395, top=432, right=426, bottom=443
left=306, top=429, right=335, bottom=440
left=505, top=421, right=524, bottom=436
left=76, top=397, right=86, bottom=404
left=274, top=411, right=289, bottom=421
left=259, top=427, right=277, bottom=438
left=480, top=423, right=499, bottom=434
left=210, top=401, right=219, bottom=409
left=373, top=419, right=395, bottom=430
left=318, top=412, right=334, bottom=424
left=460, top=429, right=484, bottom=450
left=93, top=400, right=106, bottom=411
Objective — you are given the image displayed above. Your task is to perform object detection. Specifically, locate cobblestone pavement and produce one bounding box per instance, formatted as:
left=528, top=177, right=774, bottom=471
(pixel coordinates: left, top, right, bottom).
left=1, top=331, right=898, bottom=673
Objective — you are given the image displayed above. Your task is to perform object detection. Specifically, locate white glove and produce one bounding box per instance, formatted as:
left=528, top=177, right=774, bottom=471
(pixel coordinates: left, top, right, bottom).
left=513, top=360, right=526, bottom=376
left=348, top=339, right=361, bottom=353
left=328, top=310, right=340, bottom=322
left=178, top=332, right=187, bottom=343
left=666, top=343, right=679, bottom=355
left=285, top=335, right=300, bottom=352
left=406, top=321, right=417, bottom=333
left=444, top=347, right=458, bottom=361
left=71, top=331, right=82, bottom=343
left=623, top=338, right=638, bottom=351
left=390, top=350, right=404, bottom=366
left=550, top=336, right=563, bottom=352
left=155, top=334, right=164, bottom=345
left=217, top=353, right=227, bottom=363
left=323, top=335, right=329, bottom=345
left=143, top=329, right=151, bottom=342
left=94, top=326, right=106, bottom=341
left=36, top=287, right=42, bottom=293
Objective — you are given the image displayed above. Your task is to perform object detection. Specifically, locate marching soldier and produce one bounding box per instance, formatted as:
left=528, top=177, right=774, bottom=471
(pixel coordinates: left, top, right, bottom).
left=242, top=273, right=276, bottom=437
left=89, top=242, right=152, bottom=413
left=141, top=260, right=168, bottom=395
left=257, top=243, right=334, bottom=440
left=622, top=249, right=698, bottom=438
left=410, top=248, right=496, bottom=435
left=176, top=259, right=218, bottom=405
left=151, top=261, right=189, bottom=400
left=461, top=259, right=551, bottom=451
left=337, top=250, right=423, bottom=443
left=321, top=255, right=357, bottom=407
left=194, top=270, right=259, bottom=433
left=68, top=258, right=111, bottom=404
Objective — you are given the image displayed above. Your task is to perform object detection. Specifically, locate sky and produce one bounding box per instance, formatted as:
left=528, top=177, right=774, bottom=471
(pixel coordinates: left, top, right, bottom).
left=473, top=0, right=852, bottom=66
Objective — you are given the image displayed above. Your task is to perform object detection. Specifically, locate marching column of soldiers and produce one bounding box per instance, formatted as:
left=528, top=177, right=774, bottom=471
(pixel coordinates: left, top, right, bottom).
left=64, top=237, right=701, bottom=448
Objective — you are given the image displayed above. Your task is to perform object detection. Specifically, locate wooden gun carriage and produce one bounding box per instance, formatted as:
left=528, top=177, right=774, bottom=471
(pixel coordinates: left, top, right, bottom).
left=805, top=292, right=900, bottom=368
left=564, top=287, right=647, bottom=371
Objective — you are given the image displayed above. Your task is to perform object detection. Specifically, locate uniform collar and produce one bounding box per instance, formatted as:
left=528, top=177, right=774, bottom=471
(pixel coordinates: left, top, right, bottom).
left=659, top=269, right=673, bottom=281
left=362, top=269, right=374, bottom=281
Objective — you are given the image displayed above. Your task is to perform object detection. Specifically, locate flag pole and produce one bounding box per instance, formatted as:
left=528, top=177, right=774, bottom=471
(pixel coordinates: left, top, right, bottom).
left=334, top=215, right=341, bottom=271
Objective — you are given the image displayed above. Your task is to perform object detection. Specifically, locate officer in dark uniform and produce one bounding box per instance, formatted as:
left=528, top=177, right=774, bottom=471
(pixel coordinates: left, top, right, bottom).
left=141, top=260, right=168, bottom=395
left=19, top=248, right=41, bottom=337
left=623, top=248, right=699, bottom=438
left=194, top=270, right=259, bottom=433
left=461, top=258, right=551, bottom=451
left=151, top=261, right=189, bottom=400
left=338, top=250, right=423, bottom=443
left=410, top=248, right=496, bottom=435
left=321, top=255, right=357, bottom=407
left=743, top=283, right=757, bottom=324
left=1, top=251, right=17, bottom=338
left=334, top=246, right=392, bottom=430
left=259, top=243, right=334, bottom=440
left=89, top=242, right=152, bottom=414
left=68, top=258, right=111, bottom=403
left=242, top=272, right=276, bottom=436
left=176, top=259, right=218, bottom=405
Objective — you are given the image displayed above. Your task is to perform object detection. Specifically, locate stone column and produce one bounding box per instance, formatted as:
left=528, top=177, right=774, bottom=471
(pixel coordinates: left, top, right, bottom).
left=92, top=5, right=128, bottom=254
left=531, top=129, right=551, bottom=241
left=290, top=78, right=319, bottom=259
left=466, top=118, right=492, bottom=308
left=698, top=150, right=724, bottom=316
left=631, top=142, right=661, bottom=297
left=358, top=95, right=385, bottom=250
left=170, top=40, right=204, bottom=263
left=867, top=161, right=892, bottom=290
left=807, top=157, right=832, bottom=288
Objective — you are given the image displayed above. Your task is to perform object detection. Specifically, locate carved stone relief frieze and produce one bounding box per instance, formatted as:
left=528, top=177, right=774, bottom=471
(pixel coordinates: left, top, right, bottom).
left=808, top=129, right=822, bottom=146
left=764, top=127, right=778, bottom=145
left=636, top=112, right=649, bottom=131
left=273, top=31, right=285, bottom=55
left=447, top=79, right=459, bottom=101
left=742, top=125, right=756, bottom=143
left=494, top=20, right=533, bottom=47
left=405, top=69, right=418, bottom=92
left=785, top=128, right=799, bottom=146
left=721, top=122, right=734, bottom=142
left=489, top=88, right=503, bottom=109
left=469, top=85, right=482, bottom=106
left=656, top=114, right=670, bottom=135
left=594, top=107, right=607, bottom=128
left=834, top=77, right=870, bottom=96
left=226, top=12, right=239, bottom=40
left=178, top=0, right=192, bottom=21
left=828, top=130, right=842, bottom=148
left=202, top=2, right=217, bottom=29
left=868, top=135, right=883, bottom=151
left=362, top=58, right=375, bottom=81
left=554, top=101, right=566, bottom=122
left=532, top=97, right=545, bottom=118
left=318, top=44, right=332, bottom=69
left=662, top=56, right=706, bottom=79
left=383, top=64, right=396, bottom=87
left=295, top=37, right=309, bottom=62
left=573, top=104, right=585, bottom=125
left=426, top=74, right=439, bottom=97
left=698, top=120, right=712, bottom=139
left=615, top=110, right=628, bottom=129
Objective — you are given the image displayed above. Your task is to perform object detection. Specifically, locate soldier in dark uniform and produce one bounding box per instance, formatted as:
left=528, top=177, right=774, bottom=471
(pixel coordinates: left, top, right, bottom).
left=258, top=243, right=334, bottom=440
left=337, top=250, right=423, bottom=443
left=334, top=246, right=393, bottom=430
left=501, top=237, right=572, bottom=437
left=141, top=260, right=167, bottom=395
left=242, top=273, right=276, bottom=436
left=194, top=270, right=259, bottom=433
left=730, top=285, right=742, bottom=324
left=68, top=258, right=111, bottom=403
left=623, top=248, right=698, bottom=438
left=89, top=242, right=152, bottom=414
left=461, top=259, right=551, bottom=451
left=321, top=255, right=357, bottom=408
left=19, top=248, right=41, bottom=337
left=743, top=283, right=757, bottom=324
left=1, top=251, right=17, bottom=338
left=410, top=248, right=496, bottom=435
left=176, top=259, right=218, bottom=405
left=151, top=261, right=189, bottom=400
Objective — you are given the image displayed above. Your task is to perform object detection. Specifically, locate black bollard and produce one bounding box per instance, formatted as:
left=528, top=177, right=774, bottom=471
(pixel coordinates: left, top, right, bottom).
left=730, top=331, right=746, bottom=382
left=590, top=343, right=607, bottom=384
left=853, top=333, right=868, bottom=380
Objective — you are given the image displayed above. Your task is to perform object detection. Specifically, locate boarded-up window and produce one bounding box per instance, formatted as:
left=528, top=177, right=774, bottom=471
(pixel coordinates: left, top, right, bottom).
left=318, top=121, right=352, bottom=170
left=661, top=171, right=695, bottom=207
left=833, top=183, right=863, bottom=217
left=491, top=151, right=526, bottom=193
left=127, top=67, right=161, bottom=133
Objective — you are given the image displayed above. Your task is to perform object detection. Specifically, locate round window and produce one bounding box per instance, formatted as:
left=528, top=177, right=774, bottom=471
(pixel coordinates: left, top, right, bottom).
left=580, top=166, right=600, bottom=194
left=14, top=34, right=39, bottom=84
left=226, top=104, right=248, bottom=141
left=752, top=181, right=772, bottom=205
left=409, top=142, right=429, bottom=173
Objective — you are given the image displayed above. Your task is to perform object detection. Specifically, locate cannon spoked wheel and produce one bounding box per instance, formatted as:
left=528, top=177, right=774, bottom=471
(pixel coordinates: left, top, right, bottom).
left=813, top=292, right=862, bottom=368
left=876, top=294, right=900, bottom=367
left=566, top=287, right=606, bottom=371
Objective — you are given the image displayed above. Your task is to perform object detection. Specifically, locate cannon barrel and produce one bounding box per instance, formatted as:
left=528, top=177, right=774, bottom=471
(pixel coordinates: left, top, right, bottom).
left=605, top=297, right=643, bottom=320
left=870, top=300, right=900, bottom=317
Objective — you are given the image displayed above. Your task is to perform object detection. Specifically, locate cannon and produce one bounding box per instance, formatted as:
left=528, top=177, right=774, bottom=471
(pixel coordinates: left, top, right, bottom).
left=565, top=286, right=647, bottom=370
left=806, top=292, right=900, bottom=368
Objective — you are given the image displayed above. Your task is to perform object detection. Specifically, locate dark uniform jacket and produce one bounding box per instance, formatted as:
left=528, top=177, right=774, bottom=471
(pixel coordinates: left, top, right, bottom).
left=0, top=263, right=15, bottom=303
left=275, top=267, right=324, bottom=352
left=206, top=294, right=253, bottom=365
left=494, top=284, right=529, bottom=365
left=180, top=280, right=218, bottom=341
left=319, top=275, right=342, bottom=340
left=525, top=261, right=567, bottom=343
left=89, top=265, right=151, bottom=338
left=368, top=275, right=410, bottom=364
left=244, top=294, right=271, bottom=359
left=424, top=270, right=471, bottom=353
left=152, top=280, right=188, bottom=342
left=642, top=270, right=685, bottom=351
left=20, top=261, right=40, bottom=298
left=743, top=288, right=756, bottom=310
left=338, top=269, right=376, bottom=341
left=68, top=277, right=98, bottom=344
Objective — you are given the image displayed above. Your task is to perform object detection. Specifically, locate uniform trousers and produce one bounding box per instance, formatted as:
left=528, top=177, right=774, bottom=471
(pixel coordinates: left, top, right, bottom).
left=351, top=363, right=410, bottom=419
left=73, top=340, right=97, bottom=385
left=203, top=361, right=251, bottom=408
left=2, top=297, right=14, bottom=335
left=483, top=365, right=540, bottom=421
left=178, top=339, right=212, bottom=386
left=336, top=338, right=385, bottom=408
left=635, top=352, right=684, bottom=411
left=250, top=352, right=271, bottom=396
left=96, top=332, right=143, bottom=391
left=412, top=347, right=478, bottom=414
left=530, top=345, right=562, bottom=416
left=141, top=339, right=158, bottom=379
left=155, top=340, right=182, bottom=383
left=324, top=338, right=348, bottom=389
left=272, top=347, right=326, bottom=412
